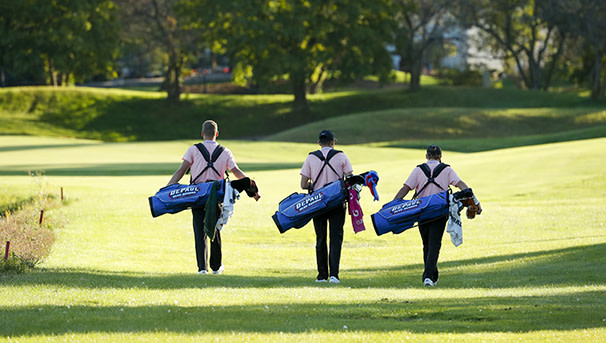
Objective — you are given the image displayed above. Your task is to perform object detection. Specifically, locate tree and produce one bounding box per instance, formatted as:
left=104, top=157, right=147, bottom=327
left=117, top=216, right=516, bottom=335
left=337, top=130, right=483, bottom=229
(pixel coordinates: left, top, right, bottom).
left=543, top=0, right=606, bottom=98
left=180, top=0, right=395, bottom=112
left=0, top=0, right=119, bottom=86
left=392, top=0, right=456, bottom=91
left=116, top=0, right=197, bottom=102
left=454, top=0, right=568, bottom=91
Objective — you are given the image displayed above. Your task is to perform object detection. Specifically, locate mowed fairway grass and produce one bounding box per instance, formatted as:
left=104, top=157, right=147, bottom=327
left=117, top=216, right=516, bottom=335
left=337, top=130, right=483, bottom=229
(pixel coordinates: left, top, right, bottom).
left=0, top=134, right=605, bottom=342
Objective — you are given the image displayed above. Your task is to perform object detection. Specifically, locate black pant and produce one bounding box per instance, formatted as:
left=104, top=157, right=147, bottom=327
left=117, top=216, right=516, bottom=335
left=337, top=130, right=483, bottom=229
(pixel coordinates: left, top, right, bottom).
left=418, top=215, right=447, bottom=283
left=192, top=206, right=222, bottom=272
left=312, top=205, right=346, bottom=280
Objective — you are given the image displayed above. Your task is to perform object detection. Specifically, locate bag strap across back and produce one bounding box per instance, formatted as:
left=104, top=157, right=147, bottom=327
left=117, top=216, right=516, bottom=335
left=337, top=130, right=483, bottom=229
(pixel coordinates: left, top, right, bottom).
left=309, top=149, right=342, bottom=191
left=191, top=143, right=226, bottom=184
left=412, top=162, right=450, bottom=199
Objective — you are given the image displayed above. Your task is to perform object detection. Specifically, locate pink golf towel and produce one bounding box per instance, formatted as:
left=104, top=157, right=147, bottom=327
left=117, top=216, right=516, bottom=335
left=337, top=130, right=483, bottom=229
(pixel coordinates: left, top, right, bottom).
left=348, top=188, right=366, bottom=233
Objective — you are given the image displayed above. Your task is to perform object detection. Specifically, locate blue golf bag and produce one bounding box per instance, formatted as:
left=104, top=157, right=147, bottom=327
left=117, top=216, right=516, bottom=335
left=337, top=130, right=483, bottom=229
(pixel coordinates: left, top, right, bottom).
left=371, top=190, right=449, bottom=236
left=272, top=179, right=348, bottom=234
left=148, top=180, right=225, bottom=218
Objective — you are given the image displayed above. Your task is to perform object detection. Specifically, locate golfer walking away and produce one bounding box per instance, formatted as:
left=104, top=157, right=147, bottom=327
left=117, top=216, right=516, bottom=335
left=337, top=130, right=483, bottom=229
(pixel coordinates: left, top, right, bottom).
left=167, top=120, right=249, bottom=275
left=393, top=145, right=482, bottom=287
left=300, top=130, right=353, bottom=284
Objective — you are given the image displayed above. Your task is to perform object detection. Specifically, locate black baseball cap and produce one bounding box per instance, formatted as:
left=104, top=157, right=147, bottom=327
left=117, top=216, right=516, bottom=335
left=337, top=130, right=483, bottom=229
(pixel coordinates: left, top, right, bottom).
left=318, top=129, right=336, bottom=141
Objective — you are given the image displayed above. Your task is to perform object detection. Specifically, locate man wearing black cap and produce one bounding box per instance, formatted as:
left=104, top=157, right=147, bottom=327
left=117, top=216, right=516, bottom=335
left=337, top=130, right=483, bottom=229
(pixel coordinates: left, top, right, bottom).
left=393, top=145, right=482, bottom=286
left=300, top=130, right=353, bottom=283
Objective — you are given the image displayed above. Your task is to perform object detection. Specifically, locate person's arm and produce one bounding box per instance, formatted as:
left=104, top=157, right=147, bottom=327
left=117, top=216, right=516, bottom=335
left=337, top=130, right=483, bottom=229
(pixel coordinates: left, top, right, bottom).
left=301, top=175, right=311, bottom=191
left=229, top=166, right=247, bottom=180
left=455, top=180, right=469, bottom=190
left=167, top=160, right=191, bottom=186
left=394, top=184, right=412, bottom=200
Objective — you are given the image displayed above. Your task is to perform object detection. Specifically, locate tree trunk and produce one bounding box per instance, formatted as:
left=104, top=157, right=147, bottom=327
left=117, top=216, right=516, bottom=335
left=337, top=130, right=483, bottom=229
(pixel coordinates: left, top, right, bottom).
left=291, top=69, right=309, bottom=113
left=591, top=51, right=603, bottom=98
left=308, top=67, right=325, bottom=95
left=542, top=37, right=566, bottom=91
left=409, top=60, right=422, bottom=91
left=47, top=56, right=57, bottom=86
left=293, top=79, right=309, bottom=113
left=164, top=53, right=181, bottom=102
left=529, top=58, right=542, bottom=90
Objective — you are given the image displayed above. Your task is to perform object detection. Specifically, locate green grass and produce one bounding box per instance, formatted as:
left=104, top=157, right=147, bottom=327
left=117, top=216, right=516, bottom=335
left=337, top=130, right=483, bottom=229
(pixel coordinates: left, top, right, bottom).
left=1, top=135, right=605, bottom=342
left=1, top=85, right=604, bottom=144
left=266, top=107, right=606, bottom=148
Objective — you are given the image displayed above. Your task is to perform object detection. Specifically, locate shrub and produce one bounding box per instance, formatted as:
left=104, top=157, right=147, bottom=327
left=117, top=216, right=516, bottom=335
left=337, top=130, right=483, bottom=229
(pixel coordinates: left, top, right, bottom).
left=436, top=68, right=483, bottom=86
left=0, top=172, right=63, bottom=273
left=0, top=253, right=30, bottom=273
left=0, top=209, right=57, bottom=270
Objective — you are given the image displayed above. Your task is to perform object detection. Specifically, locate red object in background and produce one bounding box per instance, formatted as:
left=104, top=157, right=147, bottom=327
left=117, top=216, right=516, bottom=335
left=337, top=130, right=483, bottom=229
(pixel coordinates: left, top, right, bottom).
left=4, top=241, right=9, bottom=260
left=39, top=210, right=44, bottom=225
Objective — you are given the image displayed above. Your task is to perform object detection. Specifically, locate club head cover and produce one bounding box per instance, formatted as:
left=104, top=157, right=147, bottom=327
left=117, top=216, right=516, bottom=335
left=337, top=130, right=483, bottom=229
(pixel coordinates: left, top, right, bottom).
left=230, top=177, right=251, bottom=193
left=246, top=179, right=260, bottom=201
left=364, top=170, right=380, bottom=201
left=346, top=175, right=365, bottom=186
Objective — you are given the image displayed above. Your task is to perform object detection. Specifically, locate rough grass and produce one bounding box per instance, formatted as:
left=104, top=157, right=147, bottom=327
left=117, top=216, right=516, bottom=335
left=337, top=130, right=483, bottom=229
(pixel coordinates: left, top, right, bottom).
left=0, top=173, right=63, bottom=271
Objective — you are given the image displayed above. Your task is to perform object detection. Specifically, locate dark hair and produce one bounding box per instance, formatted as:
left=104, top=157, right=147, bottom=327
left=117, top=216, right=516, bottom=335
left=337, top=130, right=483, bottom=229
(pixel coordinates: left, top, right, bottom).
left=426, top=145, right=442, bottom=158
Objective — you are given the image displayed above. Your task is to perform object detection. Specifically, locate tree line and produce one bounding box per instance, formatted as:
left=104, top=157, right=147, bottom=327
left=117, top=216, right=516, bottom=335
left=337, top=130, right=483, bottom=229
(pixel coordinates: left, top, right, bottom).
left=1, top=0, right=605, bottom=110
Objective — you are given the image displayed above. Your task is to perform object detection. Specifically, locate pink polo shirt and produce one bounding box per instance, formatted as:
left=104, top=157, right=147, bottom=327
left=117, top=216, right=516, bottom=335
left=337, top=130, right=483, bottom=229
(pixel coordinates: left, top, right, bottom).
left=404, top=160, right=461, bottom=198
left=183, top=140, right=238, bottom=183
left=300, top=147, right=353, bottom=191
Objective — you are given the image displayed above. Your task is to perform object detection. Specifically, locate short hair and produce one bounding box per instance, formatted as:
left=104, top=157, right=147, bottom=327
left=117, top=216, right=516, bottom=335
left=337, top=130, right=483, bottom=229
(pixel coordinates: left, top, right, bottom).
left=426, top=145, right=442, bottom=159
left=202, top=120, right=218, bottom=138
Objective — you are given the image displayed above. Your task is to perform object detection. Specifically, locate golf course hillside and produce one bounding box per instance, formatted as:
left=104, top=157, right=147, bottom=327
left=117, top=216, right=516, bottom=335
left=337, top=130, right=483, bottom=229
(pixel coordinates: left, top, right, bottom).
left=1, top=86, right=605, bottom=148
left=1, top=85, right=605, bottom=342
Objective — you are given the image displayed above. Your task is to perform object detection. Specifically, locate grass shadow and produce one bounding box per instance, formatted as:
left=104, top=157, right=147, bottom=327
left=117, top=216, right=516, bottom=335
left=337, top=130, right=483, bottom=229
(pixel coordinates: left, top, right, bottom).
left=0, top=143, right=97, bottom=153
left=0, top=162, right=302, bottom=176
left=3, top=243, right=603, bottom=290
left=2, top=244, right=604, bottom=337
left=0, top=292, right=603, bottom=336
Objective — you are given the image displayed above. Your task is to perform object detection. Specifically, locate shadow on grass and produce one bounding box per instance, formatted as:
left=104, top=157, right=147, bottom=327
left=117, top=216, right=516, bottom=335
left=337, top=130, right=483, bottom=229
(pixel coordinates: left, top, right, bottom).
left=0, top=291, right=603, bottom=336
left=3, top=243, right=603, bottom=291
left=383, top=126, right=606, bottom=153
left=0, top=162, right=301, bottom=176
left=0, top=143, right=98, bottom=153
left=1, top=244, right=604, bottom=336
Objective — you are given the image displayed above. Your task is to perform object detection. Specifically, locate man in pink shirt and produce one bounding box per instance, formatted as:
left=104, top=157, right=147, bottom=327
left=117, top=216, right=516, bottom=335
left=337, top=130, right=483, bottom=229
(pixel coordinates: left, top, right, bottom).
left=393, top=145, right=482, bottom=287
left=300, top=130, right=353, bottom=284
left=167, top=120, right=248, bottom=275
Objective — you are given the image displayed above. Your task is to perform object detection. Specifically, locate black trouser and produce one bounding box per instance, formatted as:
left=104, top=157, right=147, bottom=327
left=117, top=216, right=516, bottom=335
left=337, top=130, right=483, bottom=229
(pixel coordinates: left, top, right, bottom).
left=192, top=205, right=222, bottom=272
left=312, top=205, right=346, bottom=280
left=418, top=215, right=447, bottom=283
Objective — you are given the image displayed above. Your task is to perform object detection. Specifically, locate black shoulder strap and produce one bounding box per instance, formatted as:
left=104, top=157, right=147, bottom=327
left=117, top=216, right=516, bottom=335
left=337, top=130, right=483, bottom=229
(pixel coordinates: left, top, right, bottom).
left=413, top=162, right=450, bottom=199
left=309, top=149, right=343, bottom=190
left=191, top=143, right=226, bottom=184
